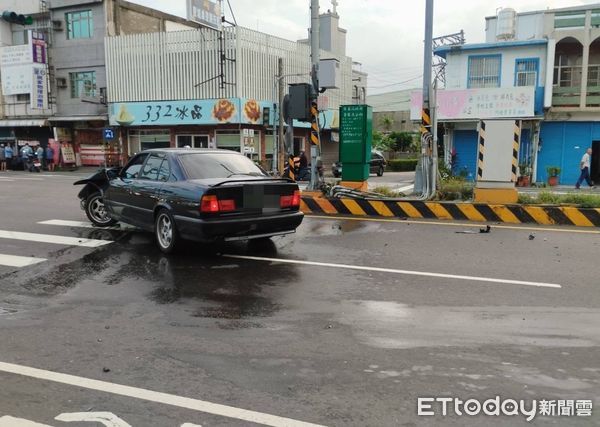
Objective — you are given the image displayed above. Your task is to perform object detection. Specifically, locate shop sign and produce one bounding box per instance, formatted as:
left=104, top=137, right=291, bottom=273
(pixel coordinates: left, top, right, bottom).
left=60, top=143, right=76, bottom=164
left=187, top=0, right=221, bottom=31
left=109, top=98, right=272, bottom=127
left=410, top=87, right=536, bottom=120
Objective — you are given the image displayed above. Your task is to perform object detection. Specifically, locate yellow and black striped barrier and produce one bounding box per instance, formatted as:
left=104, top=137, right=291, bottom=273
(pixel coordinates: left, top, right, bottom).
left=300, top=196, right=600, bottom=228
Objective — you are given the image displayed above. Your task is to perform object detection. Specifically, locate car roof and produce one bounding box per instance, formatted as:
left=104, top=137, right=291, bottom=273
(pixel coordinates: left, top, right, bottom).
left=143, top=148, right=239, bottom=155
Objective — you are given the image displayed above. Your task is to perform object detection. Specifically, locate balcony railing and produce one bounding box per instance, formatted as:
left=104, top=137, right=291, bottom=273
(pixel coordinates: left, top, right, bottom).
left=552, top=86, right=581, bottom=107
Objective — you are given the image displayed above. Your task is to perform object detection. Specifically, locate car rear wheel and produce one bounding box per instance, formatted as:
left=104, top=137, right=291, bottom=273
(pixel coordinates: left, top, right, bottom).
left=155, top=209, right=179, bottom=254
left=377, top=165, right=384, bottom=177
left=85, top=192, right=117, bottom=227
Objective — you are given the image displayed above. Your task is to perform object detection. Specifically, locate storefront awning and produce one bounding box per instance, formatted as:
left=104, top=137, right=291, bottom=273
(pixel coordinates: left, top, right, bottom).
left=0, top=119, right=49, bottom=127
left=49, top=115, right=108, bottom=122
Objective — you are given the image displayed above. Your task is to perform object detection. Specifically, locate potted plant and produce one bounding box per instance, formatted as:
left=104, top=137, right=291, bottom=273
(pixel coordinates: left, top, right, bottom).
left=517, top=163, right=531, bottom=187
left=546, top=166, right=561, bottom=186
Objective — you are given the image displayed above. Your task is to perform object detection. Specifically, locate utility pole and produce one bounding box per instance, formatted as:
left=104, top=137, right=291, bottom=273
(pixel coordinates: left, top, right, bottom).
left=309, top=0, right=321, bottom=190
left=277, top=58, right=285, bottom=174
left=419, top=0, right=435, bottom=197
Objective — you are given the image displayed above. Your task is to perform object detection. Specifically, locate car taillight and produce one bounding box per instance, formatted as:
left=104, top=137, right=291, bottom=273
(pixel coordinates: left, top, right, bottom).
left=200, top=195, right=236, bottom=213
left=280, top=190, right=301, bottom=208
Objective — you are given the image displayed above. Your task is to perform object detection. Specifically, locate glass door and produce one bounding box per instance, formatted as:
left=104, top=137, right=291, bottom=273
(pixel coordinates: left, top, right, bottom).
left=177, top=135, right=209, bottom=148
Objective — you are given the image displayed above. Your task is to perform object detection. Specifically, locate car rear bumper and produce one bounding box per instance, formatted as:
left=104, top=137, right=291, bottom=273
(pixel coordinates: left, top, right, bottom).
left=174, top=211, right=304, bottom=243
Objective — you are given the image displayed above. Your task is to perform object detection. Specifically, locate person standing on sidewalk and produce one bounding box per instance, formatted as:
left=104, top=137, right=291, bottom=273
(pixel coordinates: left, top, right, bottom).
left=575, top=147, right=594, bottom=189
left=46, top=144, right=55, bottom=172
left=0, top=144, right=5, bottom=171
left=4, top=144, right=13, bottom=170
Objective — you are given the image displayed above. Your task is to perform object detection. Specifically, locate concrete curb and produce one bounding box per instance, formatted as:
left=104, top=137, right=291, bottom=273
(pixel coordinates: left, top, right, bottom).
left=300, top=196, right=600, bottom=227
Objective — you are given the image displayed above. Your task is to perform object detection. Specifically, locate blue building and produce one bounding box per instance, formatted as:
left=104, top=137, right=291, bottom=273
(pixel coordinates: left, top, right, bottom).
left=420, top=4, right=600, bottom=185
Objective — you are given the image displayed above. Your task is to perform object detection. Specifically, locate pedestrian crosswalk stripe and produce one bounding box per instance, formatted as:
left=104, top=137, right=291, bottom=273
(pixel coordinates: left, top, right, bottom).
left=0, top=230, right=112, bottom=248
left=0, top=254, right=46, bottom=267
left=38, top=219, right=136, bottom=231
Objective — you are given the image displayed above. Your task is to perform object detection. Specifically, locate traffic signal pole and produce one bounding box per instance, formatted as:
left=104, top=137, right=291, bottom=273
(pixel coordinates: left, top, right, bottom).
left=309, top=0, right=321, bottom=191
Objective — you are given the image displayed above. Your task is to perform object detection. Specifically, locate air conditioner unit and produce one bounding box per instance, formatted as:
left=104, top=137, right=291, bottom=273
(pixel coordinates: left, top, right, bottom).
left=52, top=20, right=63, bottom=31
left=56, top=77, right=67, bottom=88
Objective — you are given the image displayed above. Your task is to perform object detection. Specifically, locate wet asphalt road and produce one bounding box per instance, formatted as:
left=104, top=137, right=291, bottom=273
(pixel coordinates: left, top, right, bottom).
left=0, top=170, right=600, bottom=426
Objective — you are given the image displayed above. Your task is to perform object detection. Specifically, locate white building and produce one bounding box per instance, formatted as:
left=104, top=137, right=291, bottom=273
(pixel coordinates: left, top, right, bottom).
left=414, top=3, right=600, bottom=185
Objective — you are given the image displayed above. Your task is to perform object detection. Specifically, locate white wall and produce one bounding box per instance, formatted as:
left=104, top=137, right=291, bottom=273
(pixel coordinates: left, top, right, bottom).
left=0, top=0, right=40, bottom=14
left=445, top=44, right=547, bottom=90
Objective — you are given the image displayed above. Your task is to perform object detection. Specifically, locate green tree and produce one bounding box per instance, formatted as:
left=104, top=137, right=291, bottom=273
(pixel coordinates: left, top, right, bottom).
left=379, top=115, right=394, bottom=132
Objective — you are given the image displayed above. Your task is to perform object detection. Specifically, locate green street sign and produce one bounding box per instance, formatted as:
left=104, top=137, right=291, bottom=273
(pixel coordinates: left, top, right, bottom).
left=339, top=105, right=372, bottom=181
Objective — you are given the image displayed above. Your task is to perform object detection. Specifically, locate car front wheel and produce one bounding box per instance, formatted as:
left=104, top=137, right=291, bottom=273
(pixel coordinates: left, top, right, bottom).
left=85, top=192, right=117, bottom=227
left=377, top=165, right=384, bottom=177
left=155, top=209, right=179, bottom=254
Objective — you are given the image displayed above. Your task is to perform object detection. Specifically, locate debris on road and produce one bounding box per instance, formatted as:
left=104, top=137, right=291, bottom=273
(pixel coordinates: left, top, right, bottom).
left=102, top=367, right=110, bottom=373
left=479, top=225, right=491, bottom=233
left=529, top=233, right=535, bottom=240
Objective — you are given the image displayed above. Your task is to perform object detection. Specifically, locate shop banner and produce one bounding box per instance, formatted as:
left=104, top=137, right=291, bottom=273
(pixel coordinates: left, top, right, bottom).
left=109, top=98, right=272, bottom=127
left=61, top=143, right=76, bottom=164
left=410, top=87, right=536, bottom=121
left=31, top=65, right=48, bottom=110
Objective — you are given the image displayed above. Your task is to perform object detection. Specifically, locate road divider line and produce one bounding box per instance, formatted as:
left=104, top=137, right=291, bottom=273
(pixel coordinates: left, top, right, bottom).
left=38, top=219, right=137, bottom=231
left=224, top=255, right=562, bottom=289
left=0, top=254, right=46, bottom=268
left=0, top=361, right=326, bottom=427
left=304, top=215, right=600, bottom=234
left=0, top=230, right=112, bottom=248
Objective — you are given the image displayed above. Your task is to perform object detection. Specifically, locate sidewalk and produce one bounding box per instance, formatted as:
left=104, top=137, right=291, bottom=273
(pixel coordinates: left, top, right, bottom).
left=518, top=185, right=600, bottom=195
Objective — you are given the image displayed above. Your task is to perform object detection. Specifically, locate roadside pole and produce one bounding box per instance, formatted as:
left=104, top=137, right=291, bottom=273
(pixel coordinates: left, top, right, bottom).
left=309, top=0, right=321, bottom=190
left=420, top=0, right=434, bottom=197
left=277, top=58, right=285, bottom=174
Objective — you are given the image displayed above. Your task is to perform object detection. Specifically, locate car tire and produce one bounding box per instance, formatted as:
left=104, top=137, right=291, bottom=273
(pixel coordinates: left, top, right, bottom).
left=155, top=209, right=179, bottom=254
left=85, top=192, right=117, bottom=227
left=377, top=165, right=384, bottom=177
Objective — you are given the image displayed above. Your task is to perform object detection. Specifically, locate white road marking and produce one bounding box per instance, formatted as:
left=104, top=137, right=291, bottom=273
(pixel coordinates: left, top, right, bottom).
left=0, top=361, right=327, bottom=427
left=0, top=416, right=53, bottom=426
left=0, top=230, right=112, bottom=248
left=0, top=178, right=15, bottom=182
left=181, top=424, right=203, bottom=427
left=0, top=177, right=44, bottom=181
left=38, top=219, right=137, bottom=231
left=55, top=412, right=130, bottom=427
left=0, top=254, right=46, bottom=267
left=224, top=255, right=562, bottom=289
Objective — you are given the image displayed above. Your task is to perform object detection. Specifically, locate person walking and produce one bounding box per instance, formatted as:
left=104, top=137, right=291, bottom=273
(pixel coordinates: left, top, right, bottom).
left=575, top=147, right=594, bottom=189
left=21, top=143, right=33, bottom=171
left=0, top=144, right=5, bottom=172
left=4, top=144, right=13, bottom=171
left=46, top=144, right=55, bottom=172
left=36, top=145, right=45, bottom=170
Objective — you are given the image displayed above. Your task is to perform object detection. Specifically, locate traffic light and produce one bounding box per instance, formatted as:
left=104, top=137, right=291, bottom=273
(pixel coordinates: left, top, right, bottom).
left=288, top=83, right=312, bottom=122
left=2, top=11, right=34, bottom=25
left=262, top=107, right=270, bottom=125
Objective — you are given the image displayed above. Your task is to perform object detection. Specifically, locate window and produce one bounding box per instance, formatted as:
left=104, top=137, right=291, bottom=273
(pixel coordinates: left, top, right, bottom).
left=178, top=153, right=266, bottom=180
left=70, top=71, right=96, bottom=98
left=139, top=154, right=165, bottom=181
left=468, top=55, right=501, bottom=88
left=157, top=158, right=171, bottom=182
left=515, top=59, right=539, bottom=87
left=122, top=153, right=149, bottom=179
left=66, top=10, right=93, bottom=39
left=176, top=135, right=209, bottom=148
left=17, top=94, right=30, bottom=102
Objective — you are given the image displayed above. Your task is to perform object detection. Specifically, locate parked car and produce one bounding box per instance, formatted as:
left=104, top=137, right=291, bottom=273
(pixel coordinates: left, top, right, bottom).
left=332, top=151, right=387, bottom=178
left=74, top=149, right=304, bottom=253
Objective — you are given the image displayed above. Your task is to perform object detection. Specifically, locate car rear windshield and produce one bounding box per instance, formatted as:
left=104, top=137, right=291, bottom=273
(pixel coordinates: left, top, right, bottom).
left=178, top=152, right=267, bottom=180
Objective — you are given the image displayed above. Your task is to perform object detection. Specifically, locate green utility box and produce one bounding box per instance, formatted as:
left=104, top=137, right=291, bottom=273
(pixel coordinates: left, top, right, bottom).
left=339, top=105, right=372, bottom=181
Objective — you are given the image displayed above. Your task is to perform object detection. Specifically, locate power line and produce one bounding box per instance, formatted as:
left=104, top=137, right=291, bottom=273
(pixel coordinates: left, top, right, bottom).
left=367, top=75, right=423, bottom=89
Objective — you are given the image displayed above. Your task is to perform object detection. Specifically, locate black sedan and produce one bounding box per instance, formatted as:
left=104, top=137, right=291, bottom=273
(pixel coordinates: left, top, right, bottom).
left=332, top=151, right=387, bottom=178
left=74, top=149, right=304, bottom=253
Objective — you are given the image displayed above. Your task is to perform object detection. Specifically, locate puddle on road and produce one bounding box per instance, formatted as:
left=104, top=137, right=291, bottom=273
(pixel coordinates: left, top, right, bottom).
left=336, top=300, right=600, bottom=349
left=302, top=218, right=386, bottom=237
left=2, top=231, right=298, bottom=327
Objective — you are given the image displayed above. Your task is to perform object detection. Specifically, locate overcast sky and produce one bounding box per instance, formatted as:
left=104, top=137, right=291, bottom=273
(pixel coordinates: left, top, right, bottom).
left=130, top=0, right=600, bottom=94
